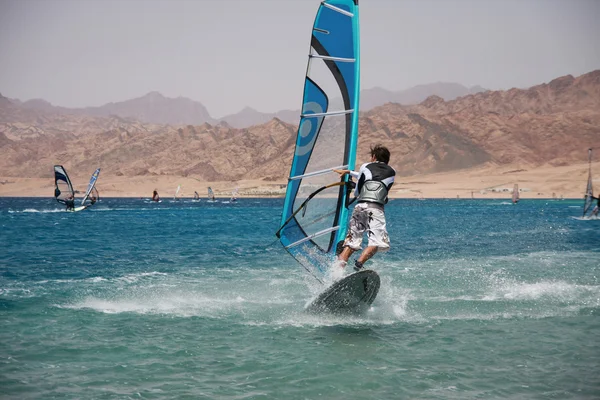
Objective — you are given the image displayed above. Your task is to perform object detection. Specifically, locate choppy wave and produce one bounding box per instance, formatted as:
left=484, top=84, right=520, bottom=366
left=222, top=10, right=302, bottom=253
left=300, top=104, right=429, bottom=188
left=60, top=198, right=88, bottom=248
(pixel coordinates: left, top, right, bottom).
left=2, top=197, right=599, bottom=399
left=8, top=208, right=64, bottom=213
left=484, top=279, right=599, bottom=302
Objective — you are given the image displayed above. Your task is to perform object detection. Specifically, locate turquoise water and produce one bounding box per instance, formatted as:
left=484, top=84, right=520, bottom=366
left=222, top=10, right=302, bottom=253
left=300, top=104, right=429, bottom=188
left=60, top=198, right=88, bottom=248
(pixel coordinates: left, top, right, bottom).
left=1, top=197, right=599, bottom=399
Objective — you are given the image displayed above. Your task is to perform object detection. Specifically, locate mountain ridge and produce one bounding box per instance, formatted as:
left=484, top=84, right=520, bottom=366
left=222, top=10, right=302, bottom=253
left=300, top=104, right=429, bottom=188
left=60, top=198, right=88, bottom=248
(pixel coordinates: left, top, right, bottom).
left=6, top=81, right=488, bottom=129
left=1, top=70, right=598, bottom=183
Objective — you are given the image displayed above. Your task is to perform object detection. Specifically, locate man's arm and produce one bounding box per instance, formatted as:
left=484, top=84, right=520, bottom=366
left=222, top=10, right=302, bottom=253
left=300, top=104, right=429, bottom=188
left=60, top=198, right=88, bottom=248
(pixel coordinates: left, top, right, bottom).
left=332, top=169, right=350, bottom=176
left=333, top=169, right=360, bottom=179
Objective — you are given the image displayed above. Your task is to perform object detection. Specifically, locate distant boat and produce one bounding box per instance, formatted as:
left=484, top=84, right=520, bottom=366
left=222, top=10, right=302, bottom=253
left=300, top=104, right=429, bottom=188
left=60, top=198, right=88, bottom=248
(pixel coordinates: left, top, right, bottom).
left=512, top=184, right=519, bottom=204
left=583, top=148, right=595, bottom=217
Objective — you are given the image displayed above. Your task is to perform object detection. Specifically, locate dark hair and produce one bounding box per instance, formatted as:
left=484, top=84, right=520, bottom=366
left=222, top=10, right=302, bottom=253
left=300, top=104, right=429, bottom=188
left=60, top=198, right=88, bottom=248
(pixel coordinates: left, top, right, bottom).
left=370, top=144, right=390, bottom=164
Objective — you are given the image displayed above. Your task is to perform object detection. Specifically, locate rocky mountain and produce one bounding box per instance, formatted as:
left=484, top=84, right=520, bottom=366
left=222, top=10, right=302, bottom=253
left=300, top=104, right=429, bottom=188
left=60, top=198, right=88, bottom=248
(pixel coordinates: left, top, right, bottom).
left=360, top=82, right=487, bottom=111
left=357, top=71, right=599, bottom=175
left=17, top=92, right=216, bottom=126
left=6, top=82, right=486, bottom=130
left=0, top=92, right=165, bottom=141
left=219, top=107, right=298, bottom=128
left=219, top=82, right=487, bottom=128
left=1, top=71, right=598, bottom=181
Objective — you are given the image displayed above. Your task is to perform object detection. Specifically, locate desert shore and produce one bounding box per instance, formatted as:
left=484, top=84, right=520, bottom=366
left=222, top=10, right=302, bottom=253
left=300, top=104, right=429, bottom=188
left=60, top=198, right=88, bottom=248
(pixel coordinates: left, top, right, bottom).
left=0, top=162, right=597, bottom=199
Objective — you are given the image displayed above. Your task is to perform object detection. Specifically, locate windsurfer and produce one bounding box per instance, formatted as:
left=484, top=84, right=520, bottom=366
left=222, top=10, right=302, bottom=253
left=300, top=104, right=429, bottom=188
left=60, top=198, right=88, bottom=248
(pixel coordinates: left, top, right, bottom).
left=333, top=144, right=396, bottom=272
left=592, top=196, right=600, bottom=217
left=152, top=190, right=160, bottom=202
left=65, top=195, right=75, bottom=211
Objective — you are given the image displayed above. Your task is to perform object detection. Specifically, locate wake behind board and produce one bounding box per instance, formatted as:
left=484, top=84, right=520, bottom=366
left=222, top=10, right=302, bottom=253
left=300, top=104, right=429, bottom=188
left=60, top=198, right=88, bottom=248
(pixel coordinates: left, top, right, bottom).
left=67, top=206, right=87, bottom=212
left=305, top=270, right=380, bottom=315
left=571, top=215, right=599, bottom=221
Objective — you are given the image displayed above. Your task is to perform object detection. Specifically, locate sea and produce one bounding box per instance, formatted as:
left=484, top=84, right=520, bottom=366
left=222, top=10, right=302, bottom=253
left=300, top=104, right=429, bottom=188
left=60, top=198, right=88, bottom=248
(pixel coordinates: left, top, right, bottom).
left=1, top=197, right=599, bottom=399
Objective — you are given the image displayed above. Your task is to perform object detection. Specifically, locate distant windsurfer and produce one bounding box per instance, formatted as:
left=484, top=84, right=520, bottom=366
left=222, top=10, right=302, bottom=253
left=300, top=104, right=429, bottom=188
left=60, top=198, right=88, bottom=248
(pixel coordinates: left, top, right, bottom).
left=65, top=194, right=75, bottom=211
left=152, top=190, right=160, bottom=202
left=592, top=196, right=600, bottom=217
left=194, top=191, right=199, bottom=200
left=333, top=144, right=396, bottom=272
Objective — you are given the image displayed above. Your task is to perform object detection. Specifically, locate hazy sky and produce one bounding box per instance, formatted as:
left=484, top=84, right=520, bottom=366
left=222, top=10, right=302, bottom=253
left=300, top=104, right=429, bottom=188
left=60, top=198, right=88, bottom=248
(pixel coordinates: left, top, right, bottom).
left=1, top=0, right=599, bottom=117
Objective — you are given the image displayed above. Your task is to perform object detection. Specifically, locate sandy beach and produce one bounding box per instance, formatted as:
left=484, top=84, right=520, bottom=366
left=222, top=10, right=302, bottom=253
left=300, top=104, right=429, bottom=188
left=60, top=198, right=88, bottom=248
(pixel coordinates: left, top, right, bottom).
left=0, top=162, right=597, bottom=199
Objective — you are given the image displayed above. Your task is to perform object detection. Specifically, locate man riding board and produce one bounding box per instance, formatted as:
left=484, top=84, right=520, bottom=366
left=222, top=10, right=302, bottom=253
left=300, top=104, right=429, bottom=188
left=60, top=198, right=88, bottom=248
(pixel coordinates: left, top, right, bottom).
left=333, top=144, right=396, bottom=273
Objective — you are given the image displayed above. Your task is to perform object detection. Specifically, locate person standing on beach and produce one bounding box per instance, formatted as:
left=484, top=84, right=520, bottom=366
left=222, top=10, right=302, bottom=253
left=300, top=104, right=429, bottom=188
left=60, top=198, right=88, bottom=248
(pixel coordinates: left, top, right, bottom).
left=333, top=144, right=396, bottom=272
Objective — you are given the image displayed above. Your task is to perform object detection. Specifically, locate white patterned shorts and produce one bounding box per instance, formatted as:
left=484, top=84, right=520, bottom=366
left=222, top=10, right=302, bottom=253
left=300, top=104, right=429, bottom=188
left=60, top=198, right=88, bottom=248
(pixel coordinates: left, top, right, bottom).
left=343, top=202, right=390, bottom=251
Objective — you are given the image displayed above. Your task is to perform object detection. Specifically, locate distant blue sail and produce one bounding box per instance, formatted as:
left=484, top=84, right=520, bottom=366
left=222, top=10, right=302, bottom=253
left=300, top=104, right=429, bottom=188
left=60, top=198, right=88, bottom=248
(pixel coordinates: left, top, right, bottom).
left=82, top=168, right=101, bottom=205
left=277, top=0, right=360, bottom=281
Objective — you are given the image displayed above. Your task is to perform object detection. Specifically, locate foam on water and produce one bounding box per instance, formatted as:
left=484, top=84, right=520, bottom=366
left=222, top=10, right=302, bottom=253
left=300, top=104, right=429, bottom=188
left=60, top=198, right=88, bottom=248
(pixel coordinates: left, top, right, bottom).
left=8, top=208, right=63, bottom=213
left=484, top=279, right=599, bottom=302
left=2, top=197, right=600, bottom=399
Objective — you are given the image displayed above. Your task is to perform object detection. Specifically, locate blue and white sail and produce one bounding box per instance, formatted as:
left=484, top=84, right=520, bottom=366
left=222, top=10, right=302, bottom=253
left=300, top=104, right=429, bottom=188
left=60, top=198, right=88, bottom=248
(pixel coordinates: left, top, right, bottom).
left=54, top=165, right=75, bottom=205
left=277, top=0, right=360, bottom=282
left=81, top=168, right=101, bottom=205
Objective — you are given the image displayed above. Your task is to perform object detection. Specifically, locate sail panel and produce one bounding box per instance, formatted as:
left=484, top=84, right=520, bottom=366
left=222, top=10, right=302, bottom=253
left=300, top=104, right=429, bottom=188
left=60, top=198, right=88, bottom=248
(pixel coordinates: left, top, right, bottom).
left=279, top=0, right=360, bottom=277
left=81, top=168, right=101, bottom=205
left=54, top=165, right=74, bottom=205
left=91, top=187, right=99, bottom=202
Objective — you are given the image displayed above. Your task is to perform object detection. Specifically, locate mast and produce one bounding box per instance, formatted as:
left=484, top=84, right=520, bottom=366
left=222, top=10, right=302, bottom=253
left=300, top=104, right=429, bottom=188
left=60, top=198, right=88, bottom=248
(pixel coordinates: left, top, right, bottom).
left=583, top=148, right=594, bottom=217
left=277, top=0, right=360, bottom=280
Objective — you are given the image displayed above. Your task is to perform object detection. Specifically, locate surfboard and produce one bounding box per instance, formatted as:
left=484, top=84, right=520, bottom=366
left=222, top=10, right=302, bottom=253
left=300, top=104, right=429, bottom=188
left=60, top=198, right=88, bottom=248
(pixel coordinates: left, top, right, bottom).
left=305, top=270, right=380, bottom=315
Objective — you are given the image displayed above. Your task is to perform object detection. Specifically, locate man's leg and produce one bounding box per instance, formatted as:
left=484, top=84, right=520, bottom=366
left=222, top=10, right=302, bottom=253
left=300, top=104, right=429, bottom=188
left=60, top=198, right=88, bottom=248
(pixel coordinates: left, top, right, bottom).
left=355, top=207, right=389, bottom=270
left=338, top=246, right=355, bottom=264
left=357, top=246, right=378, bottom=264
left=354, top=246, right=377, bottom=270
left=336, top=205, right=367, bottom=268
